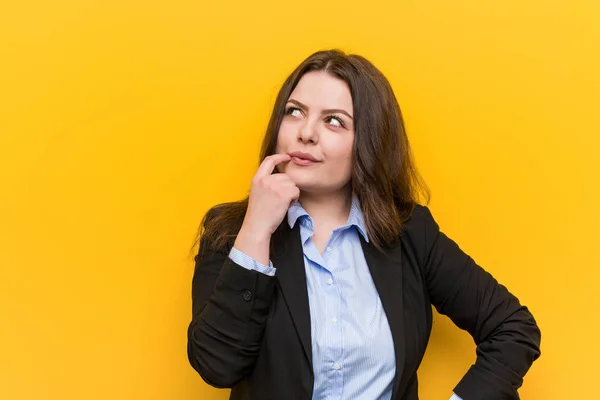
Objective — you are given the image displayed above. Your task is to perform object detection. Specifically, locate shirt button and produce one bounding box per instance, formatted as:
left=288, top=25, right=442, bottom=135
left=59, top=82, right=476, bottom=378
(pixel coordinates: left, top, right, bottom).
left=331, top=317, right=338, bottom=324
left=326, top=246, right=332, bottom=252
left=332, top=363, right=341, bottom=370
left=327, top=278, right=333, bottom=285
left=241, top=290, right=253, bottom=301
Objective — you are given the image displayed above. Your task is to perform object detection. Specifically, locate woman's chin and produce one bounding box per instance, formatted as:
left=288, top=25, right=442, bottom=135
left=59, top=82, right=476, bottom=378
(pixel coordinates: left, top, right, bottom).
left=287, top=176, right=316, bottom=191
left=284, top=168, right=310, bottom=181
left=291, top=179, right=313, bottom=190
left=285, top=169, right=332, bottom=192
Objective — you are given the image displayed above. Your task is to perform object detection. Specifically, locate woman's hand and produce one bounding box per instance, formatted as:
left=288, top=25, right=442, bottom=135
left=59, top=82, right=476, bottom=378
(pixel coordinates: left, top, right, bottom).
left=233, top=154, right=299, bottom=265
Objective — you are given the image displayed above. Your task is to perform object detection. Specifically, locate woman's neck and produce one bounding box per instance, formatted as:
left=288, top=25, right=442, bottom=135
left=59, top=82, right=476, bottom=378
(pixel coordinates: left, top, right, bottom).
left=298, top=187, right=353, bottom=229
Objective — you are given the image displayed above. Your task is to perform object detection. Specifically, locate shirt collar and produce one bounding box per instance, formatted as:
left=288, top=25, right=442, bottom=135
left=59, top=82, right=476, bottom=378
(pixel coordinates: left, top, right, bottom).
left=286, top=193, right=369, bottom=243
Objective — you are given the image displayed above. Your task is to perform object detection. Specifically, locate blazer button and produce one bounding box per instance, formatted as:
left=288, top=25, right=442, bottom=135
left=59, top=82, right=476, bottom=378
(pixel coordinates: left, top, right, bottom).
left=242, top=290, right=253, bottom=302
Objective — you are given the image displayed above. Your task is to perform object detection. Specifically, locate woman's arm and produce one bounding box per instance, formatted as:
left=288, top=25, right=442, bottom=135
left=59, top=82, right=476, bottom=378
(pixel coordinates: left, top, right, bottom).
left=187, top=234, right=276, bottom=388
left=418, top=206, right=541, bottom=400
left=188, top=154, right=298, bottom=387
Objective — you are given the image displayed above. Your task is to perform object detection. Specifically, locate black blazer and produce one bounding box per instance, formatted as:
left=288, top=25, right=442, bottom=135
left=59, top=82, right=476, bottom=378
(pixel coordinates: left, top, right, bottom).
left=187, top=205, right=541, bottom=400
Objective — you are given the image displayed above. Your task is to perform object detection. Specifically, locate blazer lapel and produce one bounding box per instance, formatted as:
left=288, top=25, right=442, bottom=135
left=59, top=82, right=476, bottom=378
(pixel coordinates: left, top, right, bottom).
left=360, top=235, right=406, bottom=400
left=271, top=221, right=313, bottom=365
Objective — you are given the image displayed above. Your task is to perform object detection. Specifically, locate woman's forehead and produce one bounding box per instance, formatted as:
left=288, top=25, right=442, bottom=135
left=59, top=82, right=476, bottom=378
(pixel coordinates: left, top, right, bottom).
left=289, top=71, right=353, bottom=111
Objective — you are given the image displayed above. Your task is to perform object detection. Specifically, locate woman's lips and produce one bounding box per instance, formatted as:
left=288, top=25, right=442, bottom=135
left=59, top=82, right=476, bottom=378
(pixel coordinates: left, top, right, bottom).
left=291, top=156, right=319, bottom=166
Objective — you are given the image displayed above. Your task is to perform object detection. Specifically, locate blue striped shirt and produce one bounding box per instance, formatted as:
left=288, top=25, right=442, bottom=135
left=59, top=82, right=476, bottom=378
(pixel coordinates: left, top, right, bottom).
left=229, top=195, right=462, bottom=400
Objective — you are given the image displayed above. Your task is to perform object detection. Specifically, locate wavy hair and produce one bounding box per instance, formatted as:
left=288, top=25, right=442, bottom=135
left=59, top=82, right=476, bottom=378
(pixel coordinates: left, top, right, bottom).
left=191, top=49, right=430, bottom=255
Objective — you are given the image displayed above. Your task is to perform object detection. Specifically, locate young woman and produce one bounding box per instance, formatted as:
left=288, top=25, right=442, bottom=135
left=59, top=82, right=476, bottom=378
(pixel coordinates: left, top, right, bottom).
left=187, top=49, right=541, bottom=400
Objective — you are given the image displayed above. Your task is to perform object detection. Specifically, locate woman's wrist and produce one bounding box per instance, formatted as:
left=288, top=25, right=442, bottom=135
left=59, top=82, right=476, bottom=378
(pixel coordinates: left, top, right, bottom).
left=233, top=224, right=271, bottom=266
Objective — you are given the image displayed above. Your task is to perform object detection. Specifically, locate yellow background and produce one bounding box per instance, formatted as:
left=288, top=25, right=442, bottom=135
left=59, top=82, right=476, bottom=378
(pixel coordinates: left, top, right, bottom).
left=1, top=0, right=598, bottom=399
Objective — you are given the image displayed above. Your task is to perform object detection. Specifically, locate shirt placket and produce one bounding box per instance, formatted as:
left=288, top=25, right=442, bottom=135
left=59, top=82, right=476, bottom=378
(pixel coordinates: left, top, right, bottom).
left=322, top=232, right=344, bottom=399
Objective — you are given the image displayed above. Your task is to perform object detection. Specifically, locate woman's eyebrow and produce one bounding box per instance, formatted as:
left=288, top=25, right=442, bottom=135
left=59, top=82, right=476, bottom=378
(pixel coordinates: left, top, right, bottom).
left=287, top=99, right=353, bottom=120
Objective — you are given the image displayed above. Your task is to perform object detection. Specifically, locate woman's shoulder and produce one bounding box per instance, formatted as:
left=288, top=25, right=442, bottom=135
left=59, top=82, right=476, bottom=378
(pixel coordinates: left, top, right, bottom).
left=200, top=199, right=248, bottom=253
left=400, top=203, right=440, bottom=248
left=204, top=199, right=249, bottom=224
left=404, top=203, right=436, bottom=225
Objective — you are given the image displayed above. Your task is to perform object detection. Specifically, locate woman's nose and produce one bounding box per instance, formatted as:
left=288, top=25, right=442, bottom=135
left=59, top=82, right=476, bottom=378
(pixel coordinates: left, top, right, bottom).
left=298, top=119, right=318, bottom=143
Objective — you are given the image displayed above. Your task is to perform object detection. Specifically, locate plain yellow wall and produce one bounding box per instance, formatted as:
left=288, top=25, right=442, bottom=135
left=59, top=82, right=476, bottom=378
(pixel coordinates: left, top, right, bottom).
left=1, top=1, right=598, bottom=399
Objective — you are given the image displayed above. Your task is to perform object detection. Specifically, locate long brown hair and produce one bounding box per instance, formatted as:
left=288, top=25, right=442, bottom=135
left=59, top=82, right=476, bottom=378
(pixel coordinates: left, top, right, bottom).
left=191, top=49, right=430, bottom=256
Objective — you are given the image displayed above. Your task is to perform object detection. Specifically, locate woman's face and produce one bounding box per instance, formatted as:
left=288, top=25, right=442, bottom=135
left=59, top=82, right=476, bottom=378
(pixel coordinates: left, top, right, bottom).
left=275, top=71, right=355, bottom=194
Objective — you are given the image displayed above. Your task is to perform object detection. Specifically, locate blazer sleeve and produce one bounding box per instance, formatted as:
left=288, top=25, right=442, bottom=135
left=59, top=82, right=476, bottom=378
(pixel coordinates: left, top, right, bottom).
left=187, top=216, right=277, bottom=388
left=417, top=206, right=541, bottom=400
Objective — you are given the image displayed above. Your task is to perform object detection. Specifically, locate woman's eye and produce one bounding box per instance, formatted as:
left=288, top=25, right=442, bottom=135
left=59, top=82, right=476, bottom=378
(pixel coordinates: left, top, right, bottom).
left=327, top=116, right=344, bottom=128
left=288, top=108, right=303, bottom=118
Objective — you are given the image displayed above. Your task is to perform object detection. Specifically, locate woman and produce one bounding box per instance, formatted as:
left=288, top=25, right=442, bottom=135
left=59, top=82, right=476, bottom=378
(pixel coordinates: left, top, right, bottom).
left=187, top=49, right=541, bottom=400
